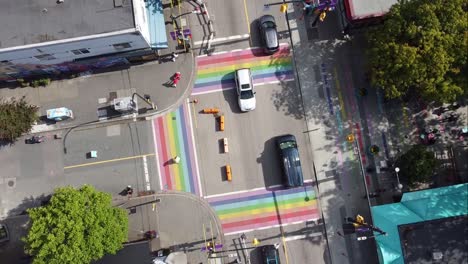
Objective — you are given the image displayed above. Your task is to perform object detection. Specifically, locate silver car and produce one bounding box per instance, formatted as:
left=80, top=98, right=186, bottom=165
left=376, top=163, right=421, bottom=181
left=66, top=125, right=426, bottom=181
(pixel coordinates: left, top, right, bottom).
left=258, top=15, right=279, bottom=54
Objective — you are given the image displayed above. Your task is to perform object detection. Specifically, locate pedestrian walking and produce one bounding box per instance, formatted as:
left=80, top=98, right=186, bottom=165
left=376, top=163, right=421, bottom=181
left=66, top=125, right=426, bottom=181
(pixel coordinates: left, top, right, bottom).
left=171, top=72, right=181, bottom=87
left=126, top=185, right=133, bottom=195
left=171, top=52, right=178, bottom=62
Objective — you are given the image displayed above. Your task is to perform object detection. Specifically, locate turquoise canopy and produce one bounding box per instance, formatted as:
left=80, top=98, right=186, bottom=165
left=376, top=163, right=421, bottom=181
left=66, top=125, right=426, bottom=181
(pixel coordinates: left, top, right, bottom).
left=371, top=183, right=468, bottom=264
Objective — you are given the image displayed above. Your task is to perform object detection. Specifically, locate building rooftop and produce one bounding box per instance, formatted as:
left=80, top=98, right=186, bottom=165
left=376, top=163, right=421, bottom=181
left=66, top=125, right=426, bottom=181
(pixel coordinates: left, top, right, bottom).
left=346, top=0, right=398, bottom=20
left=94, top=241, right=153, bottom=264
left=371, top=183, right=468, bottom=264
left=400, top=216, right=468, bottom=264
left=0, top=0, right=135, bottom=49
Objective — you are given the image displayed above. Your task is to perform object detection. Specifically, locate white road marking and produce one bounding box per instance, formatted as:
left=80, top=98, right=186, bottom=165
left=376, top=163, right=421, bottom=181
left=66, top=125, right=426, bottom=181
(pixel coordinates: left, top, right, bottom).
left=224, top=218, right=319, bottom=236
left=187, top=98, right=203, bottom=197
left=195, top=43, right=290, bottom=58
left=204, top=179, right=313, bottom=199
left=192, top=79, right=296, bottom=96
left=142, top=156, right=151, bottom=191
left=193, top=34, right=250, bottom=46
left=151, top=120, right=163, bottom=191
left=284, top=232, right=323, bottom=242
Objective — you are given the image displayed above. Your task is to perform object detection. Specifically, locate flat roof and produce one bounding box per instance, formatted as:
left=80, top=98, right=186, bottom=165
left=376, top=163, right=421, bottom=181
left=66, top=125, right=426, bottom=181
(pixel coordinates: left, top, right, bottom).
left=0, top=0, right=135, bottom=49
left=345, top=0, right=398, bottom=20
left=399, top=215, right=468, bottom=264
left=95, top=241, right=152, bottom=264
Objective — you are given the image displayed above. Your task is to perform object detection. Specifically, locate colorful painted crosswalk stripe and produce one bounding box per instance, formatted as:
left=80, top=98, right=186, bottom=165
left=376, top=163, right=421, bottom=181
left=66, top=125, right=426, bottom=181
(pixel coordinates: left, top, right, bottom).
left=193, top=45, right=294, bottom=95
left=207, top=183, right=319, bottom=235
left=152, top=101, right=201, bottom=196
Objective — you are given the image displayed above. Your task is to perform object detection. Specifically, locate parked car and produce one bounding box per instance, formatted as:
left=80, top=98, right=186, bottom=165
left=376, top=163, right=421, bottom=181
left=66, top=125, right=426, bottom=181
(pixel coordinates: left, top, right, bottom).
left=25, top=135, right=45, bottom=144
left=258, top=15, right=279, bottom=54
left=235, top=68, right=256, bottom=112
left=276, top=135, right=304, bottom=188
left=260, top=245, right=280, bottom=264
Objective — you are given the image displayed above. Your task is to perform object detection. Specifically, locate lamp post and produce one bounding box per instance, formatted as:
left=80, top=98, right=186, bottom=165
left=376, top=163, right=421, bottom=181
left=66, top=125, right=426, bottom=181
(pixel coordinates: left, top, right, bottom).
left=394, top=167, right=403, bottom=190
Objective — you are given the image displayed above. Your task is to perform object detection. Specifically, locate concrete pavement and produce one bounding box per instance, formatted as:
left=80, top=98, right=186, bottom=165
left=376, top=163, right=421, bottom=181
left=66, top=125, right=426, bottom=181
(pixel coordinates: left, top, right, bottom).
left=117, top=191, right=224, bottom=264
left=285, top=7, right=379, bottom=264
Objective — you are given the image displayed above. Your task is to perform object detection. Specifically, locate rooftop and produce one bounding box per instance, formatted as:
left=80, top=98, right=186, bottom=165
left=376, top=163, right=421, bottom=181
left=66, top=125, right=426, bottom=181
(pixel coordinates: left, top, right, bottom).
left=346, top=0, right=398, bottom=20
left=400, top=216, right=468, bottom=264
left=0, top=0, right=135, bottom=49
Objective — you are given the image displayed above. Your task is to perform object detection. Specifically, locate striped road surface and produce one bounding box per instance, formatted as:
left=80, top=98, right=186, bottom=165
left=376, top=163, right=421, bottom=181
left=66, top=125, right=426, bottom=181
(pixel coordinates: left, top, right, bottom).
left=207, top=182, right=320, bottom=235
left=152, top=99, right=202, bottom=196
left=193, top=44, right=295, bottom=95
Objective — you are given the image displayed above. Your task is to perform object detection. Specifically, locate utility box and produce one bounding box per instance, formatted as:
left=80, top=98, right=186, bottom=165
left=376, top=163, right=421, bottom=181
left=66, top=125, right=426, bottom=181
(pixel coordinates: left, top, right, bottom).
left=113, top=97, right=137, bottom=113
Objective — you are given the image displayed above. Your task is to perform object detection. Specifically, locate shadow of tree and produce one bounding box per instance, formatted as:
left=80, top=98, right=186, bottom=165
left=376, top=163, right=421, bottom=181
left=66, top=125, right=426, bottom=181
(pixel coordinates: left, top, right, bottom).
left=7, top=194, right=51, bottom=217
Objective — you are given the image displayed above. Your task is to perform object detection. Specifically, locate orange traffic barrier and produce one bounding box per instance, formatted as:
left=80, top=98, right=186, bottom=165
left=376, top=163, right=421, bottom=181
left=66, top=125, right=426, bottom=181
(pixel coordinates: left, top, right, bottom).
left=225, top=165, right=232, bottom=181
left=219, top=115, right=225, bottom=131
left=202, top=108, right=220, bottom=114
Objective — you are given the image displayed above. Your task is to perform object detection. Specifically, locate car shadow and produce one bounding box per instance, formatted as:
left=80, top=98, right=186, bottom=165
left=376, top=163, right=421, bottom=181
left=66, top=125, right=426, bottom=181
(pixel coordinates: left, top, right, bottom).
left=221, top=73, right=243, bottom=114
left=257, top=137, right=283, bottom=190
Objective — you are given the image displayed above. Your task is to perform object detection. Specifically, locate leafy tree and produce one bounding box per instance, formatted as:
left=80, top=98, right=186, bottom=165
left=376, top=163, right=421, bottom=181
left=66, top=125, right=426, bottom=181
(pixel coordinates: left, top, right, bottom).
left=367, top=0, right=467, bottom=103
left=0, top=97, right=39, bottom=142
left=396, top=145, right=439, bottom=187
left=23, top=185, right=128, bottom=264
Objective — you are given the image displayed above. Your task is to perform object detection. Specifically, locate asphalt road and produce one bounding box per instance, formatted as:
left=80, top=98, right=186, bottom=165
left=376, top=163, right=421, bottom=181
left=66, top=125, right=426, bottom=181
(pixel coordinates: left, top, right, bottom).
left=0, top=121, right=159, bottom=219
left=193, top=81, right=313, bottom=195
left=63, top=122, right=159, bottom=196
left=186, top=0, right=330, bottom=262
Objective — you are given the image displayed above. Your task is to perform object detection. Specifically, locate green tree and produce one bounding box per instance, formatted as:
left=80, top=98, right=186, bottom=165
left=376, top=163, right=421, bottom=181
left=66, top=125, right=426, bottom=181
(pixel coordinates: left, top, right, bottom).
left=396, top=145, right=439, bottom=187
left=0, top=97, right=39, bottom=142
left=367, top=0, right=468, bottom=103
left=23, top=185, right=128, bottom=264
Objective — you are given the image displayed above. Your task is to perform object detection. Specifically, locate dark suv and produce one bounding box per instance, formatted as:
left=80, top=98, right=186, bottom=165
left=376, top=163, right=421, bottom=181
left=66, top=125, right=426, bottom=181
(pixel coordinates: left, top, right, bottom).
left=260, top=245, right=280, bottom=264
left=276, top=135, right=304, bottom=188
left=258, top=15, right=279, bottom=54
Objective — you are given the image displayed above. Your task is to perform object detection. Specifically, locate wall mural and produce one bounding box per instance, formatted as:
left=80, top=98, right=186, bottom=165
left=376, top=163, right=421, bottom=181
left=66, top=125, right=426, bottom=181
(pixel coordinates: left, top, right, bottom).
left=0, top=57, right=129, bottom=82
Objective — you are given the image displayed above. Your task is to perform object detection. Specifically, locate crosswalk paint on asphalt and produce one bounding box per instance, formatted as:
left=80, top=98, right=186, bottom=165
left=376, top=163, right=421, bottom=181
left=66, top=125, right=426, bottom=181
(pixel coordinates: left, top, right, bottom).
left=193, top=44, right=295, bottom=95
left=207, top=183, right=319, bottom=235
left=152, top=100, right=201, bottom=196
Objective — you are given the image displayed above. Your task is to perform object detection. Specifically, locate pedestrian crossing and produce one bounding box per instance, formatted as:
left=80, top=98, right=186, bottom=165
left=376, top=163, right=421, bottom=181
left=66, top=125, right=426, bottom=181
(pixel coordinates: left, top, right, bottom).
left=207, top=183, right=319, bottom=235
left=193, top=45, right=295, bottom=95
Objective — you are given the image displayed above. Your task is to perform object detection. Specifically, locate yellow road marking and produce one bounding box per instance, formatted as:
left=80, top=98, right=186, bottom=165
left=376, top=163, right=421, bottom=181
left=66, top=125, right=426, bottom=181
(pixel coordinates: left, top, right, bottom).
left=64, top=153, right=156, bottom=170
left=282, top=233, right=290, bottom=264
left=242, top=0, right=251, bottom=43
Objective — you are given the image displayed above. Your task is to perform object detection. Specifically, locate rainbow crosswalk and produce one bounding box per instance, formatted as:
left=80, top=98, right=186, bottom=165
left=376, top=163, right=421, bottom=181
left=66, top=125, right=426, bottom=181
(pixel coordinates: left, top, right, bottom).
left=152, top=100, right=201, bottom=196
left=207, top=183, right=320, bottom=235
left=193, top=45, right=294, bottom=95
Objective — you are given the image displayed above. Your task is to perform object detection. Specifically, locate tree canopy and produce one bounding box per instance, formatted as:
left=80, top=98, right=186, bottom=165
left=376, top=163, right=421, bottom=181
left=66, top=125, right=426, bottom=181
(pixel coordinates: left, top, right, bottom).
left=0, top=97, right=38, bottom=142
left=396, top=145, right=438, bottom=187
left=23, top=185, right=128, bottom=264
left=367, top=0, right=467, bottom=103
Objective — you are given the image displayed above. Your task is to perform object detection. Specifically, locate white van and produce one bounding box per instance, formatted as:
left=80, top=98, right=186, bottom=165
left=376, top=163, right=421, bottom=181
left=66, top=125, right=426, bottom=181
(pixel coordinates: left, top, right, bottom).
left=234, top=68, right=256, bottom=112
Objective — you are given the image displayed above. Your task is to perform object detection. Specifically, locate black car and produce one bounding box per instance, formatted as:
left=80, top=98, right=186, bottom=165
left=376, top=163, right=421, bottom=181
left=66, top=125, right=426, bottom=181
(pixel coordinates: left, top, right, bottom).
left=258, top=15, right=279, bottom=54
left=276, top=135, right=304, bottom=188
left=260, top=245, right=280, bottom=264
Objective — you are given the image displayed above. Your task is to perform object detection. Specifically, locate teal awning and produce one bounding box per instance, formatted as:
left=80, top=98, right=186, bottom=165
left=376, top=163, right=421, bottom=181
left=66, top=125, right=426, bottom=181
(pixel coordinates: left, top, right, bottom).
left=146, top=0, right=168, bottom=49
left=371, top=183, right=468, bottom=264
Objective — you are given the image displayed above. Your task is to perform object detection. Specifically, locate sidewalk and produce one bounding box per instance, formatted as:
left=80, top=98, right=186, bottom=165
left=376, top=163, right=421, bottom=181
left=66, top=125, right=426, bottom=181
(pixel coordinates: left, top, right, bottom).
left=285, top=7, right=379, bottom=264
left=114, top=191, right=224, bottom=264
left=286, top=5, right=467, bottom=264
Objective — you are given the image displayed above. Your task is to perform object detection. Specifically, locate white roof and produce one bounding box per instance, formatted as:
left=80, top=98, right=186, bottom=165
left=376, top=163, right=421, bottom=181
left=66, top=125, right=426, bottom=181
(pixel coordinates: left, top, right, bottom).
left=346, top=0, right=398, bottom=20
